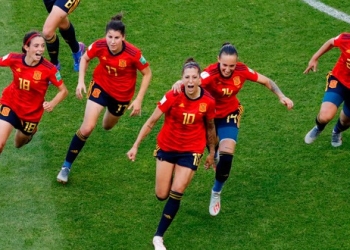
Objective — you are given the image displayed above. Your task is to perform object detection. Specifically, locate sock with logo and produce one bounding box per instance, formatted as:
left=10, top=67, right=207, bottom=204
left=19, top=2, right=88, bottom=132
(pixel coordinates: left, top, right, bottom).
left=154, top=190, right=183, bottom=237
left=64, top=130, right=88, bottom=168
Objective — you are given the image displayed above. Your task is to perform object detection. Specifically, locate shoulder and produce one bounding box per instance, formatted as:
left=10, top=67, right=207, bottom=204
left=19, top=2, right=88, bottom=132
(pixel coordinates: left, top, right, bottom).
left=234, top=62, right=249, bottom=71
left=202, top=88, right=215, bottom=103
left=201, top=63, right=220, bottom=79
left=88, top=38, right=108, bottom=51
left=40, top=58, right=57, bottom=70
left=124, top=41, right=142, bottom=57
left=2, top=52, right=22, bottom=60
left=334, top=33, right=350, bottom=43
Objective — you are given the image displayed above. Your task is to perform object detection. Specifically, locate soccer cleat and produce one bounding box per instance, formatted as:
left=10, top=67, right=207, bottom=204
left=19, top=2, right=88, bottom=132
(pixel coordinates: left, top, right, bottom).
left=57, top=167, right=70, bottom=184
left=209, top=190, right=221, bottom=216
left=304, top=126, right=321, bottom=144
left=153, top=236, right=166, bottom=250
left=72, top=42, right=85, bottom=72
left=331, top=131, right=342, bottom=147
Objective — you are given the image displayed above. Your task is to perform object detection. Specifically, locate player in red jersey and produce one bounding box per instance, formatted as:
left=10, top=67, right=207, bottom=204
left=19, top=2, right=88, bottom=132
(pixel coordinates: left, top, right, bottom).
left=0, top=31, right=68, bottom=154
left=42, top=0, right=85, bottom=71
left=57, top=13, right=152, bottom=183
left=304, top=33, right=350, bottom=147
left=173, top=43, right=293, bottom=217
left=127, top=58, right=216, bottom=250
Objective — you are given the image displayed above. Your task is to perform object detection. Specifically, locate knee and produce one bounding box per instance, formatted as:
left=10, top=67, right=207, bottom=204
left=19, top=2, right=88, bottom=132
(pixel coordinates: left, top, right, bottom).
left=79, top=126, right=94, bottom=137
left=155, top=190, right=169, bottom=201
left=156, top=194, right=168, bottom=201
left=42, top=27, right=55, bottom=40
left=102, top=120, right=118, bottom=131
left=318, top=112, right=335, bottom=123
left=102, top=124, right=114, bottom=131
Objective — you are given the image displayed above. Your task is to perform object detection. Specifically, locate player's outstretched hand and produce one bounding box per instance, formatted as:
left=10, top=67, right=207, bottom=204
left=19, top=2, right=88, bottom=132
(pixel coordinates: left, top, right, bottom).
left=76, top=82, right=86, bottom=100
left=280, top=96, right=294, bottom=110
left=128, top=99, right=142, bottom=117
left=303, top=59, right=318, bottom=74
left=171, top=80, right=183, bottom=94
left=204, top=154, right=214, bottom=170
left=127, top=147, right=138, bottom=162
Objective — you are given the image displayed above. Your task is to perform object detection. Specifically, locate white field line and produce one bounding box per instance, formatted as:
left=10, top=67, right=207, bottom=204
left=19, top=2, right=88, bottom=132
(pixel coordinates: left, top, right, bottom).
left=302, top=0, right=350, bottom=24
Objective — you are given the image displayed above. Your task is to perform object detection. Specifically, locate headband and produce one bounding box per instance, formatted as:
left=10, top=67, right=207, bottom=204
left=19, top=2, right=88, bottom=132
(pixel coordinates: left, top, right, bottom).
left=24, top=33, right=41, bottom=46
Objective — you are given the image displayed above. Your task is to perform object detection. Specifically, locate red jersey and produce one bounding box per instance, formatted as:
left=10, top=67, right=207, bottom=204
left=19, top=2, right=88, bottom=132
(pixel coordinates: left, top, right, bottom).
left=332, top=33, right=350, bottom=88
left=0, top=53, right=63, bottom=122
left=87, top=39, right=149, bottom=101
left=200, top=62, right=258, bottom=118
left=157, top=87, right=215, bottom=153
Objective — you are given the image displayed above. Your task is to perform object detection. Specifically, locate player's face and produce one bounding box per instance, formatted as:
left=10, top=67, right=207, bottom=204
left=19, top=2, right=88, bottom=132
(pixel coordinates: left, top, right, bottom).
left=218, top=54, right=238, bottom=77
left=106, top=30, right=125, bottom=54
left=25, top=37, right=45, bottom=62
left=182, top=67, right=201, bottom=98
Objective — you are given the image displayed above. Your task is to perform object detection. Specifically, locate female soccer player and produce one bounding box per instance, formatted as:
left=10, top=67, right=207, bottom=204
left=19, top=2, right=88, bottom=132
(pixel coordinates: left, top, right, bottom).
left=0, top=31, right=68, bottom=154
left=173, top=43, right=294, bottom=217
left=304, top=33, right=350, bottom=147
left=42, top=0, right=85, bottom=71
left=57, top=13, right=152, bottom=183
left=127, top=58, right=216, bottom=250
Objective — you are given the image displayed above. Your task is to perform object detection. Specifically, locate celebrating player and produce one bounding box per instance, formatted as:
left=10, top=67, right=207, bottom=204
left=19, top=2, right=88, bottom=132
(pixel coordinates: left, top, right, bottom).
left=127, top=58, right=216, bottom=250
left=173, top=43, right=294, bottom=216
left=42, top=0, right=85, bottom=71
left=0, top=31, right=68, bottom=154
left=57, top=13, right=152, bottom=183
left=304, top=33, right=350, bottom=147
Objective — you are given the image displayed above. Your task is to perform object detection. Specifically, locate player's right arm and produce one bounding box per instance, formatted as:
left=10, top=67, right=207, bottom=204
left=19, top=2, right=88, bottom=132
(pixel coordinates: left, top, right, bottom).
left=127, top=107, right=163, bottom=161
left=76, top=51, right=90, bottom=99
left=304, top=37, right=336, bottom=74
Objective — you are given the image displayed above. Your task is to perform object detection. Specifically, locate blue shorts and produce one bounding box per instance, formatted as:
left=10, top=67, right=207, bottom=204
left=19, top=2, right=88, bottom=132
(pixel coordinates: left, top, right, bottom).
left=43, top=0, right=80, bottom=14
left=215, top=105, right=244, bottom=143
left=154, top=147, right=203, bottom=171
left=322, top=74, right=350, bottom=117
left=88, top=81, right=130, bottom=117
left=0, top=104, right=38, bottom=136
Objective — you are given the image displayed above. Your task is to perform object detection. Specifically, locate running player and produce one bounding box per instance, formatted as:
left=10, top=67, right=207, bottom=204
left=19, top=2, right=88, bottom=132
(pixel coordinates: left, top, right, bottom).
left=42, top=0, right=85, bottom=71
left=0, top=31, right=68, bottom=154
left=127, top=58, right=216, bottom=250
left=304, top=33, right=350, bottom=147
left=173, top=43, right=294, bottom=217
left=57, top=13, right=152, bottom=183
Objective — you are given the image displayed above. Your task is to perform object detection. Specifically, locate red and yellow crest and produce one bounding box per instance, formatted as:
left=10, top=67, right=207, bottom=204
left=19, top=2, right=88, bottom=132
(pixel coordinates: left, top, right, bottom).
left=33, top=71, right=42, bottom=81
left=119, top=59, right=127, bottom=68
left=0, top=106, right=11, bottom=116
left=199, top=103, right=207, bottom=112
left=329, top=80, right=338, bottom=89
left=92, top=88, right=101, bottom=98
left=233, top=76, right=241, bottom=87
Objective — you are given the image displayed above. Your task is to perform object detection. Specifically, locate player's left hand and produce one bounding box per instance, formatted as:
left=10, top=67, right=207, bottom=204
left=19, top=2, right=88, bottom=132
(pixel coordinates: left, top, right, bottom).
left=204, top=154, right=214, bottom=170
left=280, top=96, right=294, bottom=110
left=128, top=99, right=142, bottom=117
left=127, top=147, right=138, bottom=161
left=43, top=101, right=53, bottom=112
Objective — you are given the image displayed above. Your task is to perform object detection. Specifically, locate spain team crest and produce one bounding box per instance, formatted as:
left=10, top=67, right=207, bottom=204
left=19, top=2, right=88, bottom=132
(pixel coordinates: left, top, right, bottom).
left=33, top=71, right=42, bottom=81
left=233, top=76, right=241, bottom=87
left=199, top=103, right=207, bottom=112
left=119, top=60, right=127, bottom=68
left=92, top=88, right=101, bottom=98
